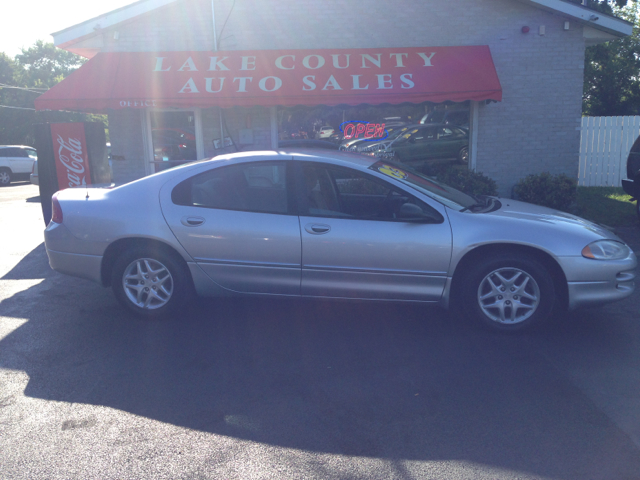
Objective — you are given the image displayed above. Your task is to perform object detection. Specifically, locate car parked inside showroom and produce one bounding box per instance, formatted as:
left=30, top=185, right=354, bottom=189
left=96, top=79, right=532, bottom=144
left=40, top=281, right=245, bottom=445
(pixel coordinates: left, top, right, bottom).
left=44, top=150, right=636, bottom=332
left=0, top=145, right=37, bottom=186
left=363, top=124, right=469, bottom=166
left=419, top=109, right=470, bottom=128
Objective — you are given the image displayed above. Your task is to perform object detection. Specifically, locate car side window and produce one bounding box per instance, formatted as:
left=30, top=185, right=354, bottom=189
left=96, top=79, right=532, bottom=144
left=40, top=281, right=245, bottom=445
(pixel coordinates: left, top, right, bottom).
left=300, top=164, right=438, bottom=222
left=3, top=148, right=19, bottom=157
left=438, top=127, right=454, bottom=139
left=0, top=149, right=7, bottom=158
left=412, top=127, right=437, bottom=143
left=172, top=162, right=291, bottom=215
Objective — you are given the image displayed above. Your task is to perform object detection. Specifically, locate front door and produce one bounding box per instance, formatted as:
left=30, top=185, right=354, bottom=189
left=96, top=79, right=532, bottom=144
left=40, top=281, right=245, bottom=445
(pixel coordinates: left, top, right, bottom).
left=161, top=160, right=301, bottom=295
left=297, top=162, right=452, bottom=301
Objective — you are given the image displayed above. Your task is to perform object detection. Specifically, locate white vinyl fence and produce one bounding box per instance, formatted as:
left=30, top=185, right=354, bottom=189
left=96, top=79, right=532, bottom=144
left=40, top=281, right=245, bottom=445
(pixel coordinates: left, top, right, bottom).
left=578, top=116, right=640, bottom=187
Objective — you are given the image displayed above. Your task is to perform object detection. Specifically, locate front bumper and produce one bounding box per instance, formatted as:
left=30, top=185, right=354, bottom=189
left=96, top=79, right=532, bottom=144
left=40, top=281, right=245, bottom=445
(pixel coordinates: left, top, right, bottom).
left=558, top=253, right=637, bottom=310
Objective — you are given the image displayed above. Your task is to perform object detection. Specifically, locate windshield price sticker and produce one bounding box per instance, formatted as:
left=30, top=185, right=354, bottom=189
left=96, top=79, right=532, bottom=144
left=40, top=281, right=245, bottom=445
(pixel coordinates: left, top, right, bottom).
left=377, top=163, right=408, bottom=180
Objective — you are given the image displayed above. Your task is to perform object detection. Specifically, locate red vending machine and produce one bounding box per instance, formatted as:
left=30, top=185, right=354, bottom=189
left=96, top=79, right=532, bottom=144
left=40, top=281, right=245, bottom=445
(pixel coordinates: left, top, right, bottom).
left=35, top=122, right=111, bottom=225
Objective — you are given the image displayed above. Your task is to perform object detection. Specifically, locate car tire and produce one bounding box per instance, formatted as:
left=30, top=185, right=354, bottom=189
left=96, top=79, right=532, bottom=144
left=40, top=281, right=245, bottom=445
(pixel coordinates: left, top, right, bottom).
left=457, top=146, right=469, bottom=165
left=111, top=247, right=190, bottom=318
left=0, top=168, right=11, bottom=186
left=459, top=253, right=555, bottom=332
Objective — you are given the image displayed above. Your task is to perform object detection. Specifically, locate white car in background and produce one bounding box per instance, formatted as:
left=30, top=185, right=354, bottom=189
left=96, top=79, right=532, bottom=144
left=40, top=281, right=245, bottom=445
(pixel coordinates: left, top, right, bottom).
left=0, top=145, right=37, bottom=186
left=316, top=126, right=335, bottom=139
left=30, top=160, right=39, bottom=185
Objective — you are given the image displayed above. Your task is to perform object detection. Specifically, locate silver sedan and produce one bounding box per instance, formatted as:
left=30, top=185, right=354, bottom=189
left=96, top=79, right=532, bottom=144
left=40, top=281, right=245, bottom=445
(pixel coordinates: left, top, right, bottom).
left=44, top=151, right=637, bottom=331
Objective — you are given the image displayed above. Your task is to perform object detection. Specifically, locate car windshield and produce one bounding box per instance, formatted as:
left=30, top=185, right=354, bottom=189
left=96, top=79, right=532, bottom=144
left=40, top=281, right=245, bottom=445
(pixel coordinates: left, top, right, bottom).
left=389, top=128, right=421, bottom=146
left=368, top=160, right=478, bottom=210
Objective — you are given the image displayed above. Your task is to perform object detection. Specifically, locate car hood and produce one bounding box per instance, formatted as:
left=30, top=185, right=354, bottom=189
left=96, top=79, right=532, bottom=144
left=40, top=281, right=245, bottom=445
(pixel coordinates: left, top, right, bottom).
left=488, top=198, right=616, bottom=237
left=446, top=198, right=627, bottom=258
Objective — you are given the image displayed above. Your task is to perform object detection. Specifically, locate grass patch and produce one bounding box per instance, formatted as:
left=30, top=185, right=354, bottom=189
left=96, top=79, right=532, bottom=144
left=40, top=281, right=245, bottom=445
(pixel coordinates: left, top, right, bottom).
left=574, top=187, right=637, bottom=227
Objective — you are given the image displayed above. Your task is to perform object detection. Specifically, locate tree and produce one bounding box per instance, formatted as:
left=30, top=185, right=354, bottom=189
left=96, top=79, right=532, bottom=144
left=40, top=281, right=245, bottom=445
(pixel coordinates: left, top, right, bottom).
left=15, top=40, right=86, bottom=89
left=0, top=41, right=104, bottom=146
left=568, top=0, right=630, bottom=13
left=583, top=3, right=640, bottom=116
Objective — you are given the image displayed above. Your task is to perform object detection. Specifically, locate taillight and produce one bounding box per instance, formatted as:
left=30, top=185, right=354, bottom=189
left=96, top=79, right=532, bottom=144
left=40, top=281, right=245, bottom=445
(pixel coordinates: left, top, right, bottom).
left=51, top=192, right=63, bottom=224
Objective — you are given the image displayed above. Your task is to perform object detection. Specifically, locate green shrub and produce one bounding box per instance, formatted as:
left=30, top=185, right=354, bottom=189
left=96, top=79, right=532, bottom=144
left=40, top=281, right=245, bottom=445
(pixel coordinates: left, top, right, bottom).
left=513, top=172, right=577, bottom=211
left=428, top=164, right=498, bottom=197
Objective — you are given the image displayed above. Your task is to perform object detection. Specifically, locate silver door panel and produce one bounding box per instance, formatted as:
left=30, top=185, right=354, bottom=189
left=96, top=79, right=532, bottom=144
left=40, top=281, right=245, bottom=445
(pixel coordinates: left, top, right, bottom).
left=300, top=216, right=451, bottom=300
left=163, top=207, right=302, bottom=295
left=196, top=262, right=301, bottom=295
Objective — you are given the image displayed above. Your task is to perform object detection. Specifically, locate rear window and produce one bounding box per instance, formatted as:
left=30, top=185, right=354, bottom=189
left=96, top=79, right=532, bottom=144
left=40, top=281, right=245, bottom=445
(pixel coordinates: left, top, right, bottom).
left=172, top=162, right=292, bottom=215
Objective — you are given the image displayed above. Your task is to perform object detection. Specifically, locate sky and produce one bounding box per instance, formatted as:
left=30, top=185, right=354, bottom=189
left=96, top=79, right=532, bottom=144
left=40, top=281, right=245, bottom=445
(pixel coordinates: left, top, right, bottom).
left=1, top=0, right=136, bottom=58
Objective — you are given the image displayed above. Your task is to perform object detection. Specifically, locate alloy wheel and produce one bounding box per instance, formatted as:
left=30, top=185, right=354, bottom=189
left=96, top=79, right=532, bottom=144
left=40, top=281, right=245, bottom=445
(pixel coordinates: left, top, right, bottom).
left=122, top=258, right=174, bottom=309
left=477, top=267, right=540, bottom=324
left=0, top=171, right=10, bottom=185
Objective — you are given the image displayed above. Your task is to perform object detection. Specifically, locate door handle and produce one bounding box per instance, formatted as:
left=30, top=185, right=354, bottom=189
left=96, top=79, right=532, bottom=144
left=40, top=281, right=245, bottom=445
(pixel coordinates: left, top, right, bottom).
left=305, top=223, right=331, bottom=234
left=181, top=216, right=205, bottom=227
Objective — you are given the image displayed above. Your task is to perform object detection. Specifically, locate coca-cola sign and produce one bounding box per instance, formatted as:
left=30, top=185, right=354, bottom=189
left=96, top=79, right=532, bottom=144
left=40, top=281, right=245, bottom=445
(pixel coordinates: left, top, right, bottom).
left=50, top=123, right=92, bottom=189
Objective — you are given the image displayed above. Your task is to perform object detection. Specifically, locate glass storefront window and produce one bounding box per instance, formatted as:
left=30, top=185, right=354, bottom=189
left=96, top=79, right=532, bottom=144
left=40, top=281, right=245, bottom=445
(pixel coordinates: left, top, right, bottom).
left=276, top=102, right=470, bottom=167
left=149, top=111, right=197, bottom=172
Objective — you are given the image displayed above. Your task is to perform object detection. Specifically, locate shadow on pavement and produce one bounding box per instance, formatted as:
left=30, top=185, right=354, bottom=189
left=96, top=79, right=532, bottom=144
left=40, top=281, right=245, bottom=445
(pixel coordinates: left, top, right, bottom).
left=1, top=243, right=639, bottom=479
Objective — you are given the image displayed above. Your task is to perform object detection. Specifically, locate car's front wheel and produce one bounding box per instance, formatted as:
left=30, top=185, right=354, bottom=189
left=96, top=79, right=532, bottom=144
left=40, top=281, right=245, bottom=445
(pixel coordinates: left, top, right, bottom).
left=460, top=253, right=556, bottom=332
left=111, top=247, right=189, bottom=317
left=0, top=168, right=11, bottom=186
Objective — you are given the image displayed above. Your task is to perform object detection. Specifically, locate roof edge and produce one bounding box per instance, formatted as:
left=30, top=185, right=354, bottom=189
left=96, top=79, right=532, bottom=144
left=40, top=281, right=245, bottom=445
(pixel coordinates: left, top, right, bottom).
left=519, top=0, right=633, bottom=36
left=52, top=0, right=179, bottom=47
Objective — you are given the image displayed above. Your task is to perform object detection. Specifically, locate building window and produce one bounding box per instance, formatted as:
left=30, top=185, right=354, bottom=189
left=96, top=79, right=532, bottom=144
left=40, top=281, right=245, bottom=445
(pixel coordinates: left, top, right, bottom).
left=149, top=111, right=198, bottom=173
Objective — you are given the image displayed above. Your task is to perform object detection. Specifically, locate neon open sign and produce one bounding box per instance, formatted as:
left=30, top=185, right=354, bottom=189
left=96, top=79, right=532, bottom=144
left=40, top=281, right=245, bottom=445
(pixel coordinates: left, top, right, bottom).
left=340, top=121, right=388, bottom=141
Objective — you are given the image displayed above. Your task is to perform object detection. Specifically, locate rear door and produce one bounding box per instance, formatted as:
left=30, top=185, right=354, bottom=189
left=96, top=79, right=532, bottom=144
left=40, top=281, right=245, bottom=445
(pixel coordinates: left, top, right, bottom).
left=7, top=147, right=34, bottom=174
left=160, top=159, right=302, bottom=295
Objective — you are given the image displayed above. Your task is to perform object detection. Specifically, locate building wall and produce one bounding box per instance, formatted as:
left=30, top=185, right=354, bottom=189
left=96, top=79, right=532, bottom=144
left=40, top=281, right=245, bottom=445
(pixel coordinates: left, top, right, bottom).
left=101, top=0, right=585, bottom=195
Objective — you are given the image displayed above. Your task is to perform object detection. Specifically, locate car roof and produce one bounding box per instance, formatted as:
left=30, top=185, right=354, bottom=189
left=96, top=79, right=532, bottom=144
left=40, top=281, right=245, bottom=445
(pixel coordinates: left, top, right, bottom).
left=201, top=149, right=378, bottom=169
left=0, top=145, right=36, bottom=149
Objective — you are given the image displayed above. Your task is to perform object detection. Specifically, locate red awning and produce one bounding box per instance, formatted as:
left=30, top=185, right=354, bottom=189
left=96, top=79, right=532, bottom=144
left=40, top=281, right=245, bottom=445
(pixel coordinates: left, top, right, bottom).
left=35, top=47, right=502, bottom=112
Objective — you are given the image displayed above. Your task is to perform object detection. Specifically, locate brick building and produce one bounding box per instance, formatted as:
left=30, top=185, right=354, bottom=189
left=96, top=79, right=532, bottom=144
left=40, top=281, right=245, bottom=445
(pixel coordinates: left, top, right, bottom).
left=36, top=0, right=631, bottom=195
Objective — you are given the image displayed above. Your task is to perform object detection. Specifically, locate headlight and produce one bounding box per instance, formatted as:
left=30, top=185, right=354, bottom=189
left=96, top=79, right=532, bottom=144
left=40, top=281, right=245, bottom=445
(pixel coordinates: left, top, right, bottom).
left=581, top=240, right=630, bottom=260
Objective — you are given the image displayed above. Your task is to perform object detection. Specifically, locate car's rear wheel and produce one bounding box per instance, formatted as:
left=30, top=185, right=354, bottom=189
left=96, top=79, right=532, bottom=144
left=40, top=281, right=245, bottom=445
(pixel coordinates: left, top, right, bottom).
left=457, top=146, right=469, bottom=165
left=111, top=247, right=189, bottom=317
left=0, top=168, right=11, bottom=186
left=460, top=253, right=555, bottom=332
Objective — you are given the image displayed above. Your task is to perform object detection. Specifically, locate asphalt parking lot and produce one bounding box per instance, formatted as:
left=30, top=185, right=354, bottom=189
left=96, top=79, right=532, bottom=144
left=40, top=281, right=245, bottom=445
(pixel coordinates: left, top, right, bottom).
left=1, top=182, right=640, bottom=479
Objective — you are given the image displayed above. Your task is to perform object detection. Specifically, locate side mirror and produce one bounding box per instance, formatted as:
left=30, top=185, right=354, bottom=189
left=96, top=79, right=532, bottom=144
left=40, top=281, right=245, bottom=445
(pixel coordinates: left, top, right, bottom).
left=398, top=202, right=429, bottom=221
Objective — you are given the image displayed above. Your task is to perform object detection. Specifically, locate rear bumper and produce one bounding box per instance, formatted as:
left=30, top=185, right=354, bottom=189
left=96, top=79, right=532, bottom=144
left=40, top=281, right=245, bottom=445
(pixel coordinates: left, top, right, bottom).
left=46, top=248, right=103, bottom=284
left=44, top=221, right=104, bottom=285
